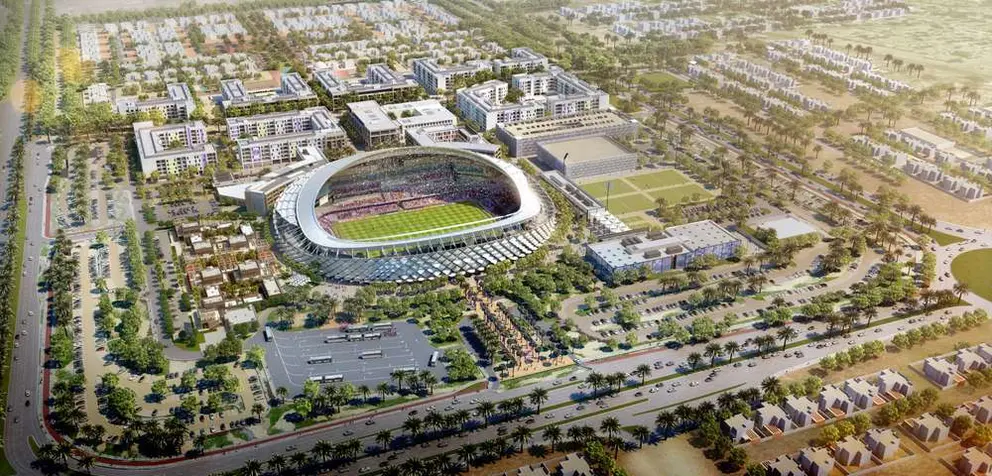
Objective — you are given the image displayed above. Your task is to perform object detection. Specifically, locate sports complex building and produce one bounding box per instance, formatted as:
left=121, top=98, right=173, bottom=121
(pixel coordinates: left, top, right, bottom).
left=271, top=147, right=556, bottom=283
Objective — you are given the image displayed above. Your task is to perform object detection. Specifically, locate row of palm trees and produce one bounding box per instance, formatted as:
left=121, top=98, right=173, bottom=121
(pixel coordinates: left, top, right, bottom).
left=682, top=327, right=797, bottom=370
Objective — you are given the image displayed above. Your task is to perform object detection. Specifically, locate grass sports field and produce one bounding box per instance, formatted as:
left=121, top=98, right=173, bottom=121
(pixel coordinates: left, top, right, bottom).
left=579, top=169, right=714, bottom=216
left=331, top=202, right=493, bottom=241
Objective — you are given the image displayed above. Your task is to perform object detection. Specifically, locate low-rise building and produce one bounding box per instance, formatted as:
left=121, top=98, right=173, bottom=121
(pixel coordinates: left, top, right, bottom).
left=924, top=357, right=964, bottom=389
left=133, top=121, right=217, bottom=177
left=380, top=99, right=457, bottom=134
left=405, top=124, right=500, bottom=156
left=200, top=267, right=224, bottom=286
left=412, top=57, right=492, bottom=95
left=116, top=83, right=196, bottom=120
left=756, top=404, right=793, bottom=435
left=783, top=395, right=824, bottom=428
left=956, top=348, right=988, bottom=372
left=972, top=396, right=992, bottom=424
left=844, top=377, right=884, bottom=409
left=346, top=100, right=404, bottom=148
left=818, top=384, right=855, bottom=418
left=764, top=455, right=804, bottom=476
left=798, top=447, right=834, bottom=476
left=228, top=107, right=348, bottom=170
left=864, top=428, right=900, bottom=460
left=82, top=82, right=112, bottom=105
left=495, top=110, right=639, bottom=157
left=313, top=64, right=420, bottom=110
left=876, top=369, right=913, bottom=398
left=911, top=413, right=950, bottom=443
left=224, top=306, right=257, bottom=328
left=958, top=447, right=992, bottom=475
left=585, top=221, right=740, bottom=280
left=977, top=343, right=992, bottom=363
left=835, top=436, right=871, bottom=467
left=535, top=137, right=638, bottom=180
left=722, top=414, right=757, bottom=443
left=220, top=72, right=317, bottom=112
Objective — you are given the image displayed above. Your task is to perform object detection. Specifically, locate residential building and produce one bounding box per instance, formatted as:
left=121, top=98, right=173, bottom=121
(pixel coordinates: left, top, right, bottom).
left=82, top=83, right=112, bottom=105
left=798, top=447, right=834, bottom=476
left=722, top=414, right=757, bottom=443
left=956, top=348, right=988, bottom=372
left=496, top=110, right=639, bottom=157
left=535, top=137, right=638, bottom=180
left=116, top=83, right=196, bottom=119
left=844, top=377, right=884, bottom=409
left=818, top=384, right=855, bottom=417
left=764, top=455, right=804, bottom=476
left=313, top=64, right=420, bottom=110
left=220, top=72, right=317, bottom=112
left=959, top=447, right=992, bottom=475
left=585, top=221, right=740, bottom=280
left=755, top=404, right=793, bottom=435
left=227, top=107, right=348, bottom=169
left=457, top=80, right=545, bottom=131
left=835, top=436, right=871, bottom=467
left=493, top=47, right=548, bottom=75
left=972, top=396, right=992, bottom=424
left=346, top=100, right=404, bottom=148
left=194, top=308, right=222, bottom=330
left=978, top=343, right=992, bottom=363
left=893, top=127, right=956, bottom=157
left=876, top=369, right=913, bottom=398
left=412, top=57, right=492, bottom=95
left=911, top=413, right=950, bottom=443
left=924, top=357, right=964, bottom=389
left=864, top=428, right=900, bottom=460
left=133, top=121, right=217, bottom=177
left=783, top=395, right=824, bottom=428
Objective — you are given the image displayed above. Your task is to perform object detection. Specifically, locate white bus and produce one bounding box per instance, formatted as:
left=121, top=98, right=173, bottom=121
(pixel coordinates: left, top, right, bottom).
left=263, top=328, right=273, bottom=342
left=347, top=334, right=365, bottom=342
left=324, top=335, right=348, bottom=344
left=371, top=322, right=393, bottom=330
left=324, top=374, right=344, bottom=383
left=308, top=355, right=334, bottom=365
left=344, top=325, right=370, bottom=334
left=360, top=350, right=384, bottom=359
left=362, top=332, right=382, bottom=340
left=395, top=366, right=417, bottom=373
left=428, top=351, right=439, bottom=367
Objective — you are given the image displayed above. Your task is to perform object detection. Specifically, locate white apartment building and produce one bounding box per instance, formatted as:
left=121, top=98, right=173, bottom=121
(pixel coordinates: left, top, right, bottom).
left=493, top=47, right=549, bottom=75
left=512, top=66, right=610, bottom=117
left=115, top=83, right=197, bottom=120
left=220, top=72, right=317, bottom=111
left=134, top=121, right=217, bottom=177
left=412, top=58, right=492, bottom=95
left=313, top=63, right=419, bottom=109
left=456, top=80, right=545, bottom=131
left=227, top=106, right=348, bottom=169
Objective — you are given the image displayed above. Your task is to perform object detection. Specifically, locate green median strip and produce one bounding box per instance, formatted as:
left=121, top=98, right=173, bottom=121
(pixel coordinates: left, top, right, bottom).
left=633, top=384, right=744, bottom=416
left=534, top=398, right=649, bottom=431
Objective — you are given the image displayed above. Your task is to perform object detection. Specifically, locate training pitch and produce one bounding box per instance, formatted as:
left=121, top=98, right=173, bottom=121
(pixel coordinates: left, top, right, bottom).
left=331, top=201, right=494, bottom=241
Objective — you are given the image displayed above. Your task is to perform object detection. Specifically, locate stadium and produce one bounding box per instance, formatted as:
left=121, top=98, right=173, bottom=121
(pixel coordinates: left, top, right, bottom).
left=272, top=147, right=556, bottom=283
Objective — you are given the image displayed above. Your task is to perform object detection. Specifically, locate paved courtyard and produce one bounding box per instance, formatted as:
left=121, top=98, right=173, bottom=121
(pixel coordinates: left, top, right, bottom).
left=262, top=322, right=447, bottom=395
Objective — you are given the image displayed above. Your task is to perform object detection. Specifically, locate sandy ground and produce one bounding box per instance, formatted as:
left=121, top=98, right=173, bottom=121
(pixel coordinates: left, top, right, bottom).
left=55, top=0, right=243, bottom=15
left=622, top=434, right=720, bottom=476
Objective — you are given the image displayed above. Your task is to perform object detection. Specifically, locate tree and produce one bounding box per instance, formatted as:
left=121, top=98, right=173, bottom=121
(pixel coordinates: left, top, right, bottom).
left=375, top=430, right=392, bottom=453
left=686, top=352, right=703, bottom=370
left=724, top=341, right=741, bottom=363
left=510, top=426, right=532, bottom=453
left=954, top=282, right=970, bottom=303
left=241, top=459, right=263, bottom=476
left=600, top=416, right=622, bottom=440
left=704, top=342, right=723, bottom=367
left=952, top=415, right=974, bottom=436
left=776, top=326, right=799, bottom=351
left=543, top=424, right=563, bottom=452
left=819, top=425, right=840, bottom=445
left=627, top=425, right=651, bottom=448
left=727, top=446, right=748, bottom=470
left=528, top=387, right=549, bottom=414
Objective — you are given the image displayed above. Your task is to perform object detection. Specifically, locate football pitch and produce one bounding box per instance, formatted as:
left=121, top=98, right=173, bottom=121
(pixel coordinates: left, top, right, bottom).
left=331, top=202, right=494, bottom=241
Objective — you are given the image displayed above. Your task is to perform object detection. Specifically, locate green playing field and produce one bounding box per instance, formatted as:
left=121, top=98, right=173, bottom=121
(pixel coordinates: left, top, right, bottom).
left=331, top=202, right=494, bottom=241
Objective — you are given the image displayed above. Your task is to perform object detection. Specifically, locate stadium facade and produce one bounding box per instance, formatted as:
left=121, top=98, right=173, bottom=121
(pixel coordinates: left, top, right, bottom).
left=272, top=147, right=556, bottom=283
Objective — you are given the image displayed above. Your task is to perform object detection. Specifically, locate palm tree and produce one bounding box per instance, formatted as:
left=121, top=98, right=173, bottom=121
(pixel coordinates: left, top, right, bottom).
left=600, top=416, right=622, bottom=439
left=704, top=342, right=723, bottom=367
left=627, top=425, right=651, bottom=448
left=276, top=386, right=288, bottom=404
left=528, top=387, right=549, bottom=414
left=632, top=364, right=652, bottom=385
left=401, top=457, right=424, bottom=476
left=313, top=440, right=333, bottom=464
left=267, top=454, right=287, bottom=475
left=358, top=384, right=371, bottom=403
left=511, top=426, right=533, bottom=453
left=586, top=372, right=605, bottom=398
left=375, top=430, right=392, bottom=453
left=655, top=411, right=676, bottom=435
left=456, top=443, right=477, bottom=469
left=686, top=352, right=703, bottom=370
left=403, top=416, right=423, bottom=440
left=954, top=282, right=970, bottom=303
left=78, top=455, right=96, bottom=474
left=476, top=401, right=496, bottom=427
left=761, top=376, right=782, bottom=397
left=776, top=326, right=798, bottom=351
left=723, top=341, right=741, bottom=363
left=542, top=425, right=563, bottom=452
left=241, top=459, right=263, bottom=476
left=289, top=452, right=309, bottom=473
left=391, top=370, right=407, bottom=392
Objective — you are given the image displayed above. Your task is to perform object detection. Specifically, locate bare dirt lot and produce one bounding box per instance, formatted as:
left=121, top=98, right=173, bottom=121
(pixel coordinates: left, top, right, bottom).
left=622, top=434, right=720, bottom=476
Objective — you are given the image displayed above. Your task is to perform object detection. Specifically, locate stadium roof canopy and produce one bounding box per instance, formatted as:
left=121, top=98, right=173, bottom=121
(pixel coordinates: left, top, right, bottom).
left=286, top=147, right=543, bottom=251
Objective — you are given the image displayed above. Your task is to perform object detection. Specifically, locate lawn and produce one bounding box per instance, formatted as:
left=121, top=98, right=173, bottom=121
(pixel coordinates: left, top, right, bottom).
left=331, top=201, right=493, bottom=241
left=580, top=179, right=637, bottom=199
left=603, top=194, right=657, bottom=215
left=647, top=184, right=713, bottom=204
left=625, top=170, right=688, bottom=190
left=951, top=249, right=992, bottom=301
left=636, top=71, right=689, bottom=91
left=926, top=228, right=966, bottom=246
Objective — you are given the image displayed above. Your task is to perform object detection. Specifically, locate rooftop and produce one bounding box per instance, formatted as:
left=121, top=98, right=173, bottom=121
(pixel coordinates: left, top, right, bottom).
left=538, top=136, right=632, bottom=164
left=755, top=215, right=820, bottom=239
left=900, top=127, right=955, bottom=150
left=587, top=220, right=738, bottom=270
left=498, top=110, right=634, bottom=139
left=348, top=100, right=400, bottom=133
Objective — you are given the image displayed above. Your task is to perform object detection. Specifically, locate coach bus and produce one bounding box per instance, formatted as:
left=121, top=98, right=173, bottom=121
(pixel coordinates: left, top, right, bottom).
left=347, top=334, right=365, bottom=342
left=360, top=350, right=384, bottom=359
left=344, top=325, right=370, bottom=334
left=324, top=335, right=348, bottom=344
left=308, top=355, right=334, bottom=365
left=362, top=332, right=382, bottom=340
left=263, top=328, right=273, bottom=342
left=428, top=351, right=439, bottom=367
left=371, top=322, right=393, bottom=331
left=323, top=374, right=344, bottom=383
left=395, top=366, right=417, bottom=373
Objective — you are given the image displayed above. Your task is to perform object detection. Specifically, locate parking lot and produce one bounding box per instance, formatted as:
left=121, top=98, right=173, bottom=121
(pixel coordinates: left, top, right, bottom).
left=262, top=322, right=447, bottom=395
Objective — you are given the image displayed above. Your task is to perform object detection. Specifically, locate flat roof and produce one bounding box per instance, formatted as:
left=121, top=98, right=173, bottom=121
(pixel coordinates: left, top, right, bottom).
left=901, top=127, right=955, bottom=150
left=499, top=110, right=634, bottom=140
left=348, top=100, right=399, bottom=133
left=588, top=220, right=737, bottom=269
left=756, top=216, right=819, bottom=239
left=538, top=136, right=631, bottom=164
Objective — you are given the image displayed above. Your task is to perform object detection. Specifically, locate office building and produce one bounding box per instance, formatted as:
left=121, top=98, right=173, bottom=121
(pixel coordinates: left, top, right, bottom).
left=228, top=107, right=348, bottom=169
left=380, top=99, right=457, bottom=133
left=216, top=146, right=328, bottom=215
left=536, top=136, right=638, bottom=179
left=116, top=83, right=197, bottom=119
left=405, top=124, right=500, bottom=156
left=585, top=220, right=740, bottom=279
left=134, top=121, right=217, bottom=177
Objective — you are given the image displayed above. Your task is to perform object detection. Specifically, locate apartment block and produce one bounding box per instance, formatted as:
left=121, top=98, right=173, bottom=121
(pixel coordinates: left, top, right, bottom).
left=116, top=83, right=196, bottom=120
left=313, top=64, right=420, bottom=109
left=227, top=107, right=348, bottom=169
left=220, top=72, right=317, bottom=112
left=346, top=100, right=404, bottom=148
left=134, top=120, right=217, bottom=177
left=412, top=58, right=492, bottom=95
